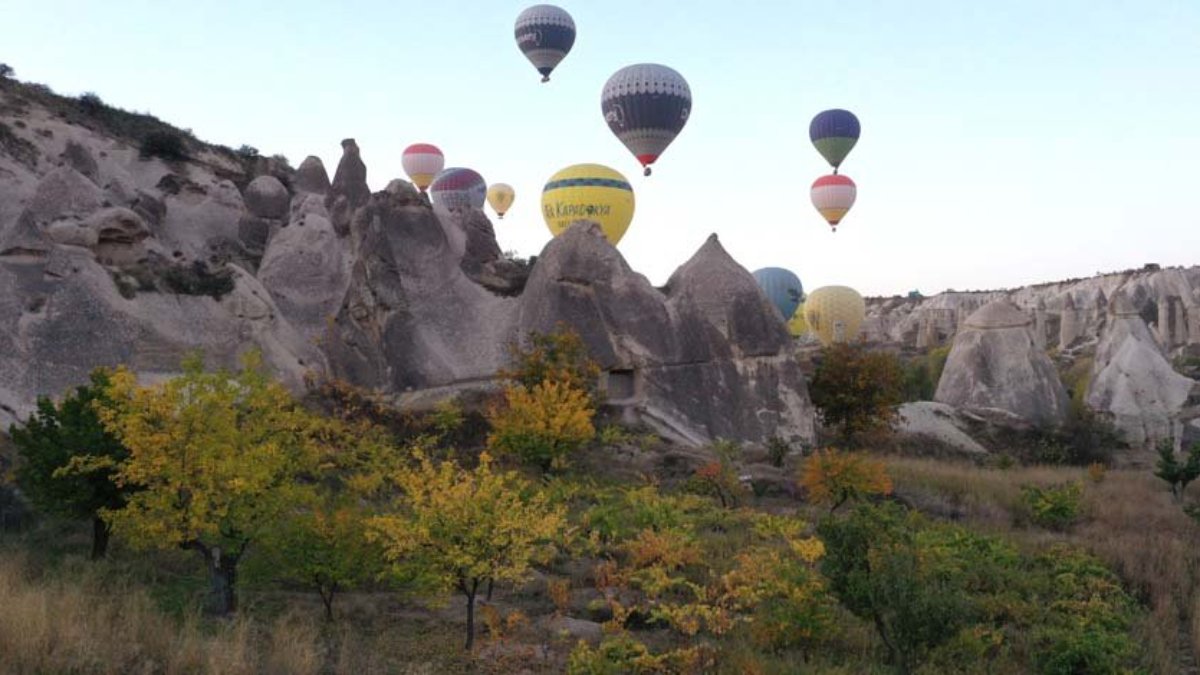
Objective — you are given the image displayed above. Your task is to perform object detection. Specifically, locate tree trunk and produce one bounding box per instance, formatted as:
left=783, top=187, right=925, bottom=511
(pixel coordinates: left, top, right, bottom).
left=463, top=578, right=480, bottom=651
left=873, top=612, right=903, bottom=672
left=90, top=516, right=110, bottom=561
left=187, top=541, right=240, bottom=616
left=485, top=577, right=494, bottom=602
left=319, top=583, right=336, bottom=621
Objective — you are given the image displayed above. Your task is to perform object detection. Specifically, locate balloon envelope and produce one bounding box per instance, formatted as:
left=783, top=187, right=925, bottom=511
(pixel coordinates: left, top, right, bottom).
left=601, top=64, right=691, bottom=175
left=487, top=183, right=516, bottom=218
left=788, top=304, right=809, bottom=337
left=430, top=168, right=486, bottom=211
left=402, top=143, right=444, bottom=192
left=752, top=267, right=804, bottom=321
left=541, top=164, right=635, bottom=246
left=804, top=286, right=866, bottom=346
left=809, top=109, right=860, bottom=170
left=811, top=174, right=857, bottom=231
left=515, top=5, right=576, bottom=82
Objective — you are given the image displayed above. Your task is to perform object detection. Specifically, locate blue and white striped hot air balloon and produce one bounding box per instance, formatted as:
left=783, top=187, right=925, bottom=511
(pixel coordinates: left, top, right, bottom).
left=601, top=64, right=692, bottom=176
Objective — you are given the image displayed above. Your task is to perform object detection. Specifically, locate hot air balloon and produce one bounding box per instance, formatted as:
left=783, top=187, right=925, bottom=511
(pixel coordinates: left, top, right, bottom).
left=487, top=183, right=516, bottom=219
left=401, top=143, right=445, bottom=193
left=601, top=64, right=691, bottom=176
left=809, top=109, right=860, bottom=172
left=430, top=168, right=486, bottom=211
left=515, top=5, right=576, bottom=82
left=752, top=267, right=804, bottom=321
left=787, top=304, right=809, bottom=337
left=804, top=286, right=866, bottom=346
left=541, top=163, right=635, bottom=245
left=811, top=174, right=857, bottom=232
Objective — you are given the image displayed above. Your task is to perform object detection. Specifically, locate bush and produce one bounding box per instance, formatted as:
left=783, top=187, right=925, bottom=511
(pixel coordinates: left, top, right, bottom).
left=486, top=380, right=595, bottom=471
left=500, top=325, right=601, bottom=402
left=1154, top=440, right=1200, bottom=500
left=800, top=449, right=892, bottom=512
left=1020, top=481, right=1083, bottom=531
left=161, top=261, right=235, bottom=299
left=0, top=63, right=13, bottom=79
left=139, top=130, right=188, bottom=161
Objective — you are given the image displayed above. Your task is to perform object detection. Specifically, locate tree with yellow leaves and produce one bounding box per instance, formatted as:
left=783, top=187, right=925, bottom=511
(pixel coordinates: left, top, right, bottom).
left=367, top=450, right=565, bottom=650
left=487, top=380, right=595, bottom=472
left=87, top=352, right=328, bottom=615
left=800, top=448, right=893, bottom=512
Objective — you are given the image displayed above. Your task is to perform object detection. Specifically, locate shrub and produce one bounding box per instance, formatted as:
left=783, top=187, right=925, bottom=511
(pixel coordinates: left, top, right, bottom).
left=486, top=380, right=596, bottom=471
left=77, top=92, right=105, bottom=116
left=1020, top=481, right=1083, bottom=531
left=800, top=449, right=893, bottom=512
left=1154, top=440, right=1200, bottom=500
left=683, top=460, right=745, bottom=508
left=161, top=261, right=236, bottom=299
left=766, top=436, right=790, bottom=467
left=500, top=325, right=601, bottom=402
left=139, top=130, right=188, bottom=161
left=809, top=343, right=904, bottom=446
left=235, top=144, right=260, bottom=158
left=0, top=63, right=13, bottom=79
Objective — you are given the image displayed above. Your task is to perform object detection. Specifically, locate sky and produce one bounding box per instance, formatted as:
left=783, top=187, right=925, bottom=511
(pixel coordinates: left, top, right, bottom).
left=4, top=0, right=1199, bottom=296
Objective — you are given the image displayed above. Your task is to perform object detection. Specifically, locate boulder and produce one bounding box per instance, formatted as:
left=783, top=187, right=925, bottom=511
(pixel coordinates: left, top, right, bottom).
left=896, top=402, right=989, bottom=456
left=27, top=166, right=103, bottom=223
left=243, top=175, right=290, bottom=220
left=1087, top=290, right=1196, bottom=447
left=60, top=141, right=99, bottom=183
left=82, top=207, right=150, bottom=265
left=935, top=300, right=1070, bottom=426
left=258, top=210, right=350, bottom=342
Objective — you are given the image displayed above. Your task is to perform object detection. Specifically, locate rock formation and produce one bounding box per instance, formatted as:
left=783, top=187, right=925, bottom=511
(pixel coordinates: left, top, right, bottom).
left=1087, top=290, right=1196, bottom=447
left=934, top=300, right=1070, bottom=426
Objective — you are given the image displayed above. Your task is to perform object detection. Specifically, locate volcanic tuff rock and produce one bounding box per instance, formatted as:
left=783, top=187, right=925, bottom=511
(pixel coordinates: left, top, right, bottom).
left=1087, top=290, right=1197, bottom=447
left=934, top=300, right=1070, bottom=426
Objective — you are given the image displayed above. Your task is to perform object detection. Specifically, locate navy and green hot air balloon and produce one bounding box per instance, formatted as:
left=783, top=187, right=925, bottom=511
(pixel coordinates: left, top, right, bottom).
left=515, top=5, right=576, bottom=83
left=809, top=109, right=860, bottom=173
left=752, top=267, right=805, bottom=321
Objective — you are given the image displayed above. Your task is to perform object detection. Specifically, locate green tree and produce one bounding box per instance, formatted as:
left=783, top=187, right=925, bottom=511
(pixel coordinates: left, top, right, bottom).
left=1154, top=440, right=1200, bottom=500
left=85, top=352, right=326, bottom=615
left=11, top=369, right=129, bottom=559
left=818, top=503, right=974, bottom=673
left=809, top=343, right=905, bottom=447
left=368, top=450, right=565, bottom=650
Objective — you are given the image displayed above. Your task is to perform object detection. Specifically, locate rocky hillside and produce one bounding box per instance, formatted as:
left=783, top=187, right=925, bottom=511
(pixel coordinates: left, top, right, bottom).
left=0, top=76, right=812, bottom=445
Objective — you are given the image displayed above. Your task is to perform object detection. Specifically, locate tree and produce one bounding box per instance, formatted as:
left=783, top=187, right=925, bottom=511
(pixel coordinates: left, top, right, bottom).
left=1154, top=440, right=1200, bottom=501
left=809, top=343, right=904, bottom=446
left=88, top=352, right=325, bottom=615
left=0, top=64, right=13, bottom=79
left=11, top=369, right=129, bottom=559
left=500, top=325, right=601, bottom=402
left=367, top=450, right=565, bottom=650
left=487, top=380, right=595, bottom=472
left=818, top=503, right=974, bottom=673
left=800, top=449, right=893, bottom=512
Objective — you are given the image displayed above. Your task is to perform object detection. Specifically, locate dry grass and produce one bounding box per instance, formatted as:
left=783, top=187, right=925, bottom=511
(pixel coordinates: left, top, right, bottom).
left=0, top=551, right=483, bottom=674
left=882, top=456, right=1200, bottom=672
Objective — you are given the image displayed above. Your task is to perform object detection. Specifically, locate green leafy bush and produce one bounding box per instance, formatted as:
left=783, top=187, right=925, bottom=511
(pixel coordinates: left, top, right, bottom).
left=139, top=130, right=188, bottom=161
left=1020, top=481, right=1083, bottom=530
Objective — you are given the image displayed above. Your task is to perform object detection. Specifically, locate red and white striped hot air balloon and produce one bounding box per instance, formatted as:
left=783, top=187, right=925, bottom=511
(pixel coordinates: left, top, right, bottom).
left=811, top=174, right=857, bottom=232
left=401, top=143, right=445, bottom=193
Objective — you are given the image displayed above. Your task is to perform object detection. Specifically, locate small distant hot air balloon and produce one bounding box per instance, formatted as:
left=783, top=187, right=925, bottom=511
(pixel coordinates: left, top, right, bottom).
left=752, top=267, right=804, bottom=321
left=809, top=109, right=860, bottom=173
left=515, top=5, right=576, bottom=83
left=804, top=286, right=866, bottom=346
left=487, top=183, right=516, bottom=219
left=430, top=168, right=486, bottom=211
left=811, top=174, right=857, bottom=232
left=601, top=64, right=691, bottom=176
left=401, top=144, right=444, bottom=193
left=541, top=163, right=635, bottom=245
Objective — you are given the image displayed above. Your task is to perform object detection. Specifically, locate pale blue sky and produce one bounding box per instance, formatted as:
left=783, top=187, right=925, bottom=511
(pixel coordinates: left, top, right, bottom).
left=5, top=1, right=1199, bottom=296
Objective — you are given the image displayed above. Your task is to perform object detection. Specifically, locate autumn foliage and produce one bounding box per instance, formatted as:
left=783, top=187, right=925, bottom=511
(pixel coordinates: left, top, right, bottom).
left=800, top=449, right=893, bottom=512
left=808, top=343, right=904, bottom=446
left=487, top=380, right=595, bottom=471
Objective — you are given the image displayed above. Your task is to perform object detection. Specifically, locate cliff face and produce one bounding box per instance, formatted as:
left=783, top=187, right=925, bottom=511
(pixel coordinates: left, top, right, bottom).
left=0, top=78, right=813, bottom=446
left=865, top=266, right=1200, bottom=357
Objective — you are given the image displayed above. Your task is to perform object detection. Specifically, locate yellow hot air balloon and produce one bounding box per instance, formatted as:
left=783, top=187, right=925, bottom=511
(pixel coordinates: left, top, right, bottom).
left=787, top=303, right=809, bottom=337
left=804, top=286, right=865, bottom=346
left=487, top=183, right=516, bottom=219
left=541, top=163, right=635, bottom=246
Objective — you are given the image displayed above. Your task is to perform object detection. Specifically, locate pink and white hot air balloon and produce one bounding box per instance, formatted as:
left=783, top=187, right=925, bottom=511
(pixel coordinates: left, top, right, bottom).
left=811, top=174, right=857, bottom=232
left=401, top=143, right=445, bottom=193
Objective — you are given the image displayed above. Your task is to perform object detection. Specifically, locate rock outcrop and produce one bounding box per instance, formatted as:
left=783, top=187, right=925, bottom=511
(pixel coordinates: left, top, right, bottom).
left=1087, top=290, right=1196, bottom=447
left=935, top=300, right=1070, bottom=426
